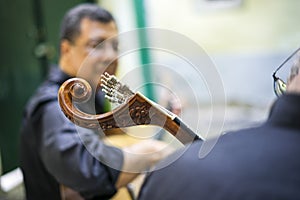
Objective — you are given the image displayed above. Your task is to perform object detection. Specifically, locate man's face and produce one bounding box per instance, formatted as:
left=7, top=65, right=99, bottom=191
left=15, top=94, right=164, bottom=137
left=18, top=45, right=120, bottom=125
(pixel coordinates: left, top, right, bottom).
left=63, top=18, right=118, bottom=87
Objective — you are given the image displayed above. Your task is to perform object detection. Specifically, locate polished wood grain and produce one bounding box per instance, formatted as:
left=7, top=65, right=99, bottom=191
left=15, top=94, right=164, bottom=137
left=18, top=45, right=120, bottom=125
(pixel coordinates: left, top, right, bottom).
left=58, top=77, right=199, bottom=144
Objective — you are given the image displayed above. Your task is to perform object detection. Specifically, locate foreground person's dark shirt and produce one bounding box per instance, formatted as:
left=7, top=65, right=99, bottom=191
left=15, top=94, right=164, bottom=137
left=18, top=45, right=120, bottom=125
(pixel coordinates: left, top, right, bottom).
left=139, top=94, right=300, bottom=200
left=20, top=67, right=123, bottom=200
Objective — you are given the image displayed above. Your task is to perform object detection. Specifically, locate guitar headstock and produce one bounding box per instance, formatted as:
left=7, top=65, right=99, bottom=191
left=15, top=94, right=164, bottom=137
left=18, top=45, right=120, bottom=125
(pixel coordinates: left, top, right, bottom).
left=59, top=73, right=198, bottom=143
left=100, top=72, right=134, bottom=104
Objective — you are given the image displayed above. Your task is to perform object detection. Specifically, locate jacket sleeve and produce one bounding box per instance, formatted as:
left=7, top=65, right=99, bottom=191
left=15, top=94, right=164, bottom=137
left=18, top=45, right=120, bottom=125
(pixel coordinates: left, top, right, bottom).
left=39, top=100, right=123, bottom=199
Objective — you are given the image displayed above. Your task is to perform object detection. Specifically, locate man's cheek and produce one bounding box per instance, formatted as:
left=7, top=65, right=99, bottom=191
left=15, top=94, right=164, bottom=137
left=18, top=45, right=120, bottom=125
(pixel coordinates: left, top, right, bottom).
left=105, top=62, right=118, bottom=75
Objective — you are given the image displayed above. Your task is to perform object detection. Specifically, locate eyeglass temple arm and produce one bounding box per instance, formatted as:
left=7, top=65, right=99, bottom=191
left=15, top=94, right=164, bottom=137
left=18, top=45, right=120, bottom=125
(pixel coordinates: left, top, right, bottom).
left=273, top=46, right=300, bottom=77
left=272, top=72, right=279, bottom=81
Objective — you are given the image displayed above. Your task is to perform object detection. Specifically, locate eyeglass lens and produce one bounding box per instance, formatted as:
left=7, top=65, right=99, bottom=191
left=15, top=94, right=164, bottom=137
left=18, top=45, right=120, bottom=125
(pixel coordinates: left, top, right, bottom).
left=274, top=77, right=287, bottom=97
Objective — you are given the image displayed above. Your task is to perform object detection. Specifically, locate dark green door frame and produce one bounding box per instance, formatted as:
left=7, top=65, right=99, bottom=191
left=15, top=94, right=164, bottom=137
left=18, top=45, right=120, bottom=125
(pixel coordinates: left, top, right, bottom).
left=132, top=0, right=155, bottom=100
left=0, top=0, right=94, bottom=173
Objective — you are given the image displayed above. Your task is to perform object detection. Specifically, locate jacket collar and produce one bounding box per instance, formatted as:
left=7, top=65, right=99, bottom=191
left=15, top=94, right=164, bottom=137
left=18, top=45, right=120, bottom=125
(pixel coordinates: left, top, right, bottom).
left=47, top=65, right=72, bottom=86
left=47, top=65, right=107, bottom=114
left=267, top=94, right=300, bottom=129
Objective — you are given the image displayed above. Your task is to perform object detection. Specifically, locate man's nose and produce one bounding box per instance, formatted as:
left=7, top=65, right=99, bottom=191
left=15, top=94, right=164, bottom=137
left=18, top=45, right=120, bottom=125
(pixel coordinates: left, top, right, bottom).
left=102, top=42, right=118, bottom=61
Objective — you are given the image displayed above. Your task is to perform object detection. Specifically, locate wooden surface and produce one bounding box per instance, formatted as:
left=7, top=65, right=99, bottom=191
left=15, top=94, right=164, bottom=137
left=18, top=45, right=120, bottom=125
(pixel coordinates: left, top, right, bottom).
left=58, top=77, right=199, bottom=144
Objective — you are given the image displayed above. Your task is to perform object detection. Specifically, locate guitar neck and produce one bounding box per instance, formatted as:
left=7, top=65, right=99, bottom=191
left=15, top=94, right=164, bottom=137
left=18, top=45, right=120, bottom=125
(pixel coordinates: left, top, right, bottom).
left=162, top=116, right=202, bottom=144
left=142, top=94, right=202, bottom=144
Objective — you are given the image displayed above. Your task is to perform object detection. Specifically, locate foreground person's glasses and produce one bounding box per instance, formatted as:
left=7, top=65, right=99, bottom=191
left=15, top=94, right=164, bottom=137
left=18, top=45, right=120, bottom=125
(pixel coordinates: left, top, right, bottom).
left=272, top=47, right=300, bottom=97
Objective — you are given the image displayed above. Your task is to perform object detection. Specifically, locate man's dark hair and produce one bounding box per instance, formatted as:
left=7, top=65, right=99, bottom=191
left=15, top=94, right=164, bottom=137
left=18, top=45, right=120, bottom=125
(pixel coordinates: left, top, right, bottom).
left=60, top=3, right=115, bottom=43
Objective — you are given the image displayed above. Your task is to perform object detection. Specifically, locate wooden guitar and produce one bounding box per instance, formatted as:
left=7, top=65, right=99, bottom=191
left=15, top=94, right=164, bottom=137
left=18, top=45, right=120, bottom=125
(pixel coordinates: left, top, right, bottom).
left=58, top=73, right=202, bottom=199
left=58, top=72, right=201, bottom=144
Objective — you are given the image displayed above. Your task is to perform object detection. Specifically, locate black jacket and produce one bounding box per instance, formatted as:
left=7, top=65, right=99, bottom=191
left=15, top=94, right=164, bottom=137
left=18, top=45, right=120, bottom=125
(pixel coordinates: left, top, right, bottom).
left=20, top=67, right=123, bottom=200
left=139, top=94, right=300, bottom=200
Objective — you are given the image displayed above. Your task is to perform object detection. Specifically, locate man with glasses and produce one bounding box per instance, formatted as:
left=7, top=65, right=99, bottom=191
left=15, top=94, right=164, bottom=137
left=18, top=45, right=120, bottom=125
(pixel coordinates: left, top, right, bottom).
left=138, top=50, right=300, bottom=200
left=20, top=3, right=172, bottom=200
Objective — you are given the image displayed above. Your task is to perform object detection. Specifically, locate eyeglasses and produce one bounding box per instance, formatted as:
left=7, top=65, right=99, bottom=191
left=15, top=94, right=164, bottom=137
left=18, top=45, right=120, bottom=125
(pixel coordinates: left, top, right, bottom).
left=272, top=47, right=300, bottom=97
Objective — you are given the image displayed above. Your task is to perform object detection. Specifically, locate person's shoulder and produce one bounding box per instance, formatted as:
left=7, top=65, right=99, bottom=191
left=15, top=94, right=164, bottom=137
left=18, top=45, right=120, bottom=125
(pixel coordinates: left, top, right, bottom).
left=24, top=80, right=59, bottom=118
left=219, top=125, right=263, bottom=143
left=188, top=125, right=263, bottom=151
left=162, top=125, right=266, bottom=168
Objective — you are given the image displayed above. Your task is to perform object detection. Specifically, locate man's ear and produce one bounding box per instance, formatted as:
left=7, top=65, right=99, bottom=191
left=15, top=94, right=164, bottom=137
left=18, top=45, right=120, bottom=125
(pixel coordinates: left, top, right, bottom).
left=60, top=39, right=72, bottom=56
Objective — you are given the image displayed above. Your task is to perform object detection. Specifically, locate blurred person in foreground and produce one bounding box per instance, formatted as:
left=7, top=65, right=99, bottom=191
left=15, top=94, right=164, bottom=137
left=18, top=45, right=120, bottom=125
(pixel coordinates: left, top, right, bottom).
left=138, top=55, right=300, bottom=200
left=20, top=3, right=173, bottom=200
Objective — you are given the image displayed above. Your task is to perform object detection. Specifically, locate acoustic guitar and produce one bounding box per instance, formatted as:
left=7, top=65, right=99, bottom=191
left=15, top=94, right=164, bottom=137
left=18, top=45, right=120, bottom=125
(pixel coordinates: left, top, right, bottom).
left=57, top=72, right=202, bottom=199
